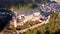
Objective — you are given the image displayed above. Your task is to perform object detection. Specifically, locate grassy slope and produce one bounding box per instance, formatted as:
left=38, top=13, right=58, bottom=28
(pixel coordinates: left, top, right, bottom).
left=21, top=12, right=60, bottom=34
left=2, top=12, right=60, bottom=34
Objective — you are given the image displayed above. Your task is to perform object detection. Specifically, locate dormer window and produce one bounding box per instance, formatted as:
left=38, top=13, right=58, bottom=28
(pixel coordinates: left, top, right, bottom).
left=21, top=16, right=25, bottom=19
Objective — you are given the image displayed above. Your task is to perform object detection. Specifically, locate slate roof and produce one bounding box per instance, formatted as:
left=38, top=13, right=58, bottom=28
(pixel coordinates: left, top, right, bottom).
left=55, top=6, right=60, bottom=11
left=16, top=1, right=60, bottom=18
left=45, top=1, right=60, bottom=12
left=16, top=10, right=33, bottom=16
left=38, top=4, right=52, bottom=17
left=16, top=9, right=40, bottom=16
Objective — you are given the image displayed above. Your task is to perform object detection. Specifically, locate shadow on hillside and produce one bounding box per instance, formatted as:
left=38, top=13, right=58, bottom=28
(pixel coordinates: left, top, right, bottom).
left=45, top=30, right=50, bottom=34
left=53, top=29, right=60, bottom=34
left=0, top=9, right=14, bottom=32
left=31, top=4, right=38, bottom=9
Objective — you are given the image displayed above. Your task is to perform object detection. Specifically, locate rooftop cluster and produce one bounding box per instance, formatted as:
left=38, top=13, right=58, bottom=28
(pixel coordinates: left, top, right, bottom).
left=0, top=0, right=60, bottom=28
left=12, top=1, right=60, bottom=26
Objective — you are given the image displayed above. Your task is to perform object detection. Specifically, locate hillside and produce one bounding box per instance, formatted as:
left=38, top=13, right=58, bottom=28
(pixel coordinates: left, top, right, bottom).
left=2, top=12, right=60, bottom=34
left=20, top=12, right=60, bottom=34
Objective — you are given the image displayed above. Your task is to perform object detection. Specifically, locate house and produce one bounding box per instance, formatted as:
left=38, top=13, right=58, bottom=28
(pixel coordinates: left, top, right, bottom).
left=16, top=9, right=40, bottom=22
left=38, top=4, right=52, bottom=17
left=54, top=5, right=60, bottom=12
left=50, top=0, right=60, bottom=3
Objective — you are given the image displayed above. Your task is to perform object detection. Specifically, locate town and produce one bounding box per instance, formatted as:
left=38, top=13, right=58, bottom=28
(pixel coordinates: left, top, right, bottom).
left=0, top=0, right=60, bottom=34
left=9, top=0, right=60, bottom=28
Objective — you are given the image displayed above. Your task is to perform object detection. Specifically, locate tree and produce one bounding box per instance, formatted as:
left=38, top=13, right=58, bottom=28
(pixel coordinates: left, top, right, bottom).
left=36, top=30, right=41, bottom=34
